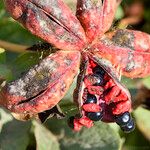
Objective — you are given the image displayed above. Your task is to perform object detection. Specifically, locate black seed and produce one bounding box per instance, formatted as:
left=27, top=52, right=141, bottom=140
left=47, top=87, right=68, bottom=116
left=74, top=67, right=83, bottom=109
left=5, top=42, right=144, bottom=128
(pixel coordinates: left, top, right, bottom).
left=86, top=112, right=103, bottom=121
left=121, top=119, right=135, bottom=133
left=93, top=74, right=104, bottom=86
left=115, top=112, right=131, bottom=126
left=84, top=74, right=104, bottom=86
left=68, top=116, right=75, bottom=129
left=85, top=94, right=97, bottom=104
left=93, top=66, right=105, bottom=77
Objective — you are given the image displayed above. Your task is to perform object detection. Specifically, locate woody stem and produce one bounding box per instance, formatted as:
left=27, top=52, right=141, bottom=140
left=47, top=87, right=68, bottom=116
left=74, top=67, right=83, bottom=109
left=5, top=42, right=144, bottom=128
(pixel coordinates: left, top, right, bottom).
left=0, top=39, right=29, bottom=53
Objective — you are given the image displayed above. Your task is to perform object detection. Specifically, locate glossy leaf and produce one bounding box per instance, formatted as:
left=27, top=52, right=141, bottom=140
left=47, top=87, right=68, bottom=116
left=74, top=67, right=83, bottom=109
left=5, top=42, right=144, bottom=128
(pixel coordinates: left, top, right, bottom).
left=122, top=127, right=150, bottom=150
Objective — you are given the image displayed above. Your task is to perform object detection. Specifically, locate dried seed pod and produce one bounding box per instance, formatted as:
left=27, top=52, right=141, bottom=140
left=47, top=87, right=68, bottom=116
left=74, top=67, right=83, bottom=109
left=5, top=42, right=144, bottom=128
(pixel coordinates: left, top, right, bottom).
left=76, top=0, right=120, bottom=41
left=76, top=0, right=102, bottom=42
left=3, top=0, right=147, bottom=133
left=0, top=51, right=80, bottom=114
left=4, top=0, right=86, bottom=51
left=99, top=0, right=119, bottom=34
left=90, top=29, right=150, bottom=78
left=73, top=53, right=132, bottom=131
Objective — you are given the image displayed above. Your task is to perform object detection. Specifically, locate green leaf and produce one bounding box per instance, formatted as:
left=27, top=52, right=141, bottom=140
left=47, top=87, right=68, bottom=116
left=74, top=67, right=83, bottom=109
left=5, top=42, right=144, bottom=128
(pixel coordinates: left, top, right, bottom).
left=0, top=64, right=12, bottom=80
left=121, top=127, right=150, bottom=150
left=0, top=48, right=6, bottom=63
left=46, top=118, right=121, bottom=150
left=121, top=77, right=141, bottom=89
left=0, top=1, right=7, bottom=19
left=0, top=19, right=39, bottom=45
left=11, top=52, right=41, bottom=79
left=134, top=107, right=150, bottom=141
left=0, top=0, right=39, bottom=61
left=115, top=5, right=124, bottom=20
left=0, top=108, right=13, bottom=132
left=0, top=119, right=31, bottom=150
left=60, top=122, right=121, bottom=150
left=33, top=121, right=60, bottom=150
left=142, top=76, right=150, bottom=89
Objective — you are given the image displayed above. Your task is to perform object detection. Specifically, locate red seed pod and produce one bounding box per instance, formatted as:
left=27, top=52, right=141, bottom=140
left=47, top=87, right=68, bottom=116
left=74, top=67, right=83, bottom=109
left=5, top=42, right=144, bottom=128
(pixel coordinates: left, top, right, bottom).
left=3, top=0, right=149, bottom=132
left=90, top=29, right=150, bottom=78
left=4, top=0, right=86, bottom=51
left=73, top=54, right=132, bottom=130
left=0, top=51, right=80, bottom=114
left=99, top=0, right=119, bottom=35
left=76, top=0, right=102, bottom=43
left=76, top=0, right=120, bottom=42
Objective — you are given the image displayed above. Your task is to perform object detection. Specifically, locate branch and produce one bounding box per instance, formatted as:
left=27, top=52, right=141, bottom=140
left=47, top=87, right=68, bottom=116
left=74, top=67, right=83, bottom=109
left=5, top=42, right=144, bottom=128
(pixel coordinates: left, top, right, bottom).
left=0, top=39, right=29, bottom=53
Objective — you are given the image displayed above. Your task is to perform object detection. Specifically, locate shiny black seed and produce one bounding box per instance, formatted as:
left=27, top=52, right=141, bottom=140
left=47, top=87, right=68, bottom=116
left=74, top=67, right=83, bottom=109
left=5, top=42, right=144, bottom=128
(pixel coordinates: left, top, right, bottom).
left=121, top=119, right=135, bottom=133
left=93, top=66, right=105, bottom=77
left=68, top=116, right=75, bottom=129
left=86, top=112, right=103, bottom=121
left=85, top=94, right=97, bottom=104
left=115, top=112, right=131, bottom=126
left=84, top=74, right=104, bottom=86
left=93, top=74, right=104, bottom=86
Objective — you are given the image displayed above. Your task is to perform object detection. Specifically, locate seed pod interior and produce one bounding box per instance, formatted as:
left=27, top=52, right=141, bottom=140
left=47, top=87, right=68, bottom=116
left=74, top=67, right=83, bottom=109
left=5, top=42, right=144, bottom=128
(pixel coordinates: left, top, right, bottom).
left=73, top=54, right=132, bottom=131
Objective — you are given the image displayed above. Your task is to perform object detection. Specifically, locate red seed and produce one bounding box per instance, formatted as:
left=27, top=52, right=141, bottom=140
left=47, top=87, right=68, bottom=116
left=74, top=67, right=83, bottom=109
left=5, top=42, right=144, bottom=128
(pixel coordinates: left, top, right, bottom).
left=104, top=86, right=121, bottom=104
left=82, top=103, right=102, bottom=112
left=113, top=92, right=128, bottom=103
left=78, top=116, right=94, bottom=128
left=73, top=119, right=83, bottom=131
left=84, top=74, right=101, bottom=86
left=89, top=60, right=97, bottom=68
left=87, top=85, right=104, bottom=95
left=104, top=79, right=115, bottom=90
left=112, top=100, right=131, bottom=115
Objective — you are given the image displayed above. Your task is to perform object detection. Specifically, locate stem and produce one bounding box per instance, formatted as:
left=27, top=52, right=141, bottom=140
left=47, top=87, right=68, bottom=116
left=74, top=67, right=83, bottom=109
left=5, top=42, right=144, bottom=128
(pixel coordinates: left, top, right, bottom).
left=0, top=39, right=29, bottom=53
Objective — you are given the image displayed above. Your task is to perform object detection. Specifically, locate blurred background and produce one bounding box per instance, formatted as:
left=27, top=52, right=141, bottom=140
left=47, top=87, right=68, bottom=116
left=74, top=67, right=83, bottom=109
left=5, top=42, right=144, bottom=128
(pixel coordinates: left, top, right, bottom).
left=0, top=0, right=150, bottom=149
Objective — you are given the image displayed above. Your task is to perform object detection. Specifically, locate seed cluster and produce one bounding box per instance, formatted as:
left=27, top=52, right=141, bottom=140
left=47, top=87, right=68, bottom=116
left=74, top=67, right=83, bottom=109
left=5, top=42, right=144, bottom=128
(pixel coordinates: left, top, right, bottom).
left=69, top=60, right=134, bottom=132
left=115, top=112, right=135, bottom=132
